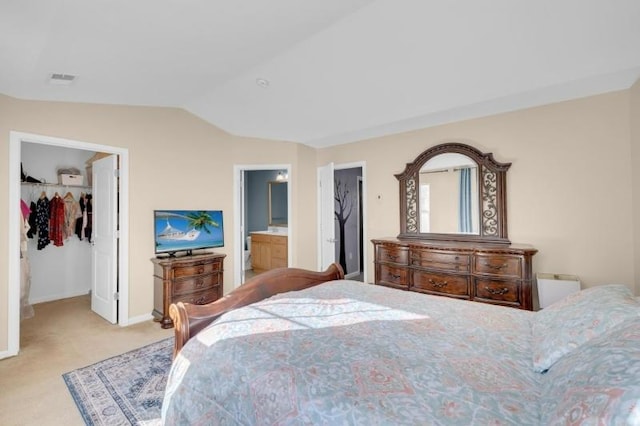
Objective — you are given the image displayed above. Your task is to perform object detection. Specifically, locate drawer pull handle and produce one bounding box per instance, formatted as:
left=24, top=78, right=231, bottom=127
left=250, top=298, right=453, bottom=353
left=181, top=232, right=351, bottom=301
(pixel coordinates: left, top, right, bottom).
left=485, top=286, right=509, bottom=295
left=195, top=278, right=205, bottom=288
left=194, top=296, right=207, bottom=304
left=484, top=262, right=508, bottom=271
left=389, top=273, right=401, bottom=280
left=428, top=279, right=448, bottom=288
left=197, top=267, right=205, bottom=274
left=387, top=254, right=398, bottom=261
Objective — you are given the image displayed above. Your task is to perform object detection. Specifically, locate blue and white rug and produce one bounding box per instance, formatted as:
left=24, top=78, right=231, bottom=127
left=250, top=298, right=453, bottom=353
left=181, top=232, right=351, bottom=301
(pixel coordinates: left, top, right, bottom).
left=63, top=338, right=173, bottom=426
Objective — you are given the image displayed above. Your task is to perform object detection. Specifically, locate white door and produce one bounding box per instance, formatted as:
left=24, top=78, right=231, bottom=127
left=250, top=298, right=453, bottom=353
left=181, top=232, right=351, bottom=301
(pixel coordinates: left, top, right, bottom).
left=318, top=163, right=336, bottom=270
left=91, top=155, right=118, bottom=323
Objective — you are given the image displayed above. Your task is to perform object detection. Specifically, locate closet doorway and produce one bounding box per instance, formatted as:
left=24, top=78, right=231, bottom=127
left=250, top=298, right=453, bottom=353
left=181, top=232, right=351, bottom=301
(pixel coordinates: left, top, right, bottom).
left=7, top=131, right=130, bottom=358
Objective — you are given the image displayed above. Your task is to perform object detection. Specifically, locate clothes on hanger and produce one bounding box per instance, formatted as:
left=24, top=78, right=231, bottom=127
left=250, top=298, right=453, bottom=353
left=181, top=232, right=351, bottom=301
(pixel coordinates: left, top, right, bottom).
left=63, top=192, right=82, bottom=240
left=35, top=195, right=50, bottom=250
left=49, top=192, right=65, bottom=247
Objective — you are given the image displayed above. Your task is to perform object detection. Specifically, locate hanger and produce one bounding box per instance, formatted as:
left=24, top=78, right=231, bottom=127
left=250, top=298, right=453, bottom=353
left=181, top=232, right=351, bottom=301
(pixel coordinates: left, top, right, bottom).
left=64, top=191, right=74, bottom=199
left=39, top=190, right=47, bottom=200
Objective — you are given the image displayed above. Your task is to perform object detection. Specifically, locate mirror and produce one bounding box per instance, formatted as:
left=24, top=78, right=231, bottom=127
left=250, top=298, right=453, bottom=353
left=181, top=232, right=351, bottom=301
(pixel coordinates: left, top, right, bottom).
left=419, top=153, right=479, bottom=234
left=268, top=181, right=288, bottom=226
left=396, top=142, right=511, bottom=244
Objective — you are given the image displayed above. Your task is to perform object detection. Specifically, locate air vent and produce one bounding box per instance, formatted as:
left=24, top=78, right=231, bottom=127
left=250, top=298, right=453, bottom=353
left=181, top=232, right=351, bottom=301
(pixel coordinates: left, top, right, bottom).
left=49, top=73, right=77, bottom=85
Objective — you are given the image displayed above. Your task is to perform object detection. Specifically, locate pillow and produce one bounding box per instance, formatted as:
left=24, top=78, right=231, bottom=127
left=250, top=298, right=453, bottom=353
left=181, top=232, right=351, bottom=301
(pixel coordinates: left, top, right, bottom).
left=538, top=316, right=640, bottom=424
left=531, top=284, right=640, bottom=373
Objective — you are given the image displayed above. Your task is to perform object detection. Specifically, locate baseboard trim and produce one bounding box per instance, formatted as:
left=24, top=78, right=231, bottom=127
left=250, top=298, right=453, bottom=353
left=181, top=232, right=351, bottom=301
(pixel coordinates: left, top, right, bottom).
left=29, top=290, right=90, bottom=305
left=126, top=313, right=154, bottom=326
left=0, top=348, right=18, bottom=360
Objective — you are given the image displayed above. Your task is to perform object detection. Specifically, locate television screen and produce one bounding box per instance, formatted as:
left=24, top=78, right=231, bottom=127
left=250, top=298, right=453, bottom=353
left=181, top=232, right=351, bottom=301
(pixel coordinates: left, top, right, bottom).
left=154, top=210, right=224, bottom=256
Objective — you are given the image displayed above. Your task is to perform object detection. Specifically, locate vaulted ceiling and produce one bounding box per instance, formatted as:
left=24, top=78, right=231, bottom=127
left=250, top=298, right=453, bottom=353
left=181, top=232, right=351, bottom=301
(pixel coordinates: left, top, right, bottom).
left=2, top=0, right=639, bottom=148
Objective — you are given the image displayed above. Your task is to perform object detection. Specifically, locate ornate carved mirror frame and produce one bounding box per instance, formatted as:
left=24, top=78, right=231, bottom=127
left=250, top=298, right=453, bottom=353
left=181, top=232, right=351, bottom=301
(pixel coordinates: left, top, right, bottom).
left=396, top=142, right=511, bottom=244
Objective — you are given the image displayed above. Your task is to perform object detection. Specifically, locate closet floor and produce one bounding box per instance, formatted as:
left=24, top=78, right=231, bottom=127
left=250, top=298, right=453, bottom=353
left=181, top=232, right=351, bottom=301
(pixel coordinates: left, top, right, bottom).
left=0, top=295, right=172, bottom=426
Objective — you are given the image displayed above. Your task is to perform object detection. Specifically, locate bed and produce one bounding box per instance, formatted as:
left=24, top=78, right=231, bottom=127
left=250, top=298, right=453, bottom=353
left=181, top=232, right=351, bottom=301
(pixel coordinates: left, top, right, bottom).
left=162, top=264, right=640, bottom=425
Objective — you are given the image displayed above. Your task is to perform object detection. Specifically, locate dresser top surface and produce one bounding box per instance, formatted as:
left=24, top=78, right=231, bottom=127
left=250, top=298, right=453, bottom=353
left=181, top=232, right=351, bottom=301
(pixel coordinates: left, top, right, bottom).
left=151, top=252, right=226, bottom=265
left=372, top=237, right=537, bottom=255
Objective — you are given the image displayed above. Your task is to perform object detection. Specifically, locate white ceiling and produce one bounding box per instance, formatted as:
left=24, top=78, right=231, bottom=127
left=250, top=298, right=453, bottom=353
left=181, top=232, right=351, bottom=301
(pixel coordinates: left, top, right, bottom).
left=2, top=0, right=639, bottom=148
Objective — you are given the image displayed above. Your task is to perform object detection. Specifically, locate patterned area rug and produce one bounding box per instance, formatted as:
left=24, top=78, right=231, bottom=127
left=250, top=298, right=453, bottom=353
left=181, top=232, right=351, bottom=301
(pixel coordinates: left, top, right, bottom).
left=63, top=338, right=173, bottom=425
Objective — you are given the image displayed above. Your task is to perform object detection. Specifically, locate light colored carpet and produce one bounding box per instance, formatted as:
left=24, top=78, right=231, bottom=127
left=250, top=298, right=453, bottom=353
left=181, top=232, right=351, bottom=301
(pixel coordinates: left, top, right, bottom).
left=0, top=295, right=172, bottom=426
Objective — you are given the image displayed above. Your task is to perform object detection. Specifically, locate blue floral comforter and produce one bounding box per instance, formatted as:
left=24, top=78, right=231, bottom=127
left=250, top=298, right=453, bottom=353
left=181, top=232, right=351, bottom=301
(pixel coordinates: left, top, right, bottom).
left=162, top=280, right=542, bottom=425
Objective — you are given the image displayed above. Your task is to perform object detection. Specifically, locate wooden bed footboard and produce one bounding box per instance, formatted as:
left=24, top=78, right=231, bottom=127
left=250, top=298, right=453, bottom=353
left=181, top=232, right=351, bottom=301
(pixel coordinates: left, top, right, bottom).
left=169, top=263, right=345, bottom=357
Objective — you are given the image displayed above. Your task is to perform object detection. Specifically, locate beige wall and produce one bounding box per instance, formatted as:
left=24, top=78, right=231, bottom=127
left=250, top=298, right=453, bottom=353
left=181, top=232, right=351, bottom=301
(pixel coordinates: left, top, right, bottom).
left=631, top=79, right=640, bottom=295
left=320, top=90, right=636, bottom=294
left=2, top=86, right=639, bottom=354
left=0, top=94, right=319, bottom=352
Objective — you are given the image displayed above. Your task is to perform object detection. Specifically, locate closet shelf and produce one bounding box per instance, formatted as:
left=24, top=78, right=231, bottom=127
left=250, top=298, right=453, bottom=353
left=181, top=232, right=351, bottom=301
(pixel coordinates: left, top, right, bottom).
left=21, top=182, right=92, bottom=190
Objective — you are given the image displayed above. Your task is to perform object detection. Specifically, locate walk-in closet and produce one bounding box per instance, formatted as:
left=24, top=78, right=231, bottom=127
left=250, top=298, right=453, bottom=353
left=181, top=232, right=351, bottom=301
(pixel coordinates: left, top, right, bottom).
left=19, top=143, right=97, bottom=319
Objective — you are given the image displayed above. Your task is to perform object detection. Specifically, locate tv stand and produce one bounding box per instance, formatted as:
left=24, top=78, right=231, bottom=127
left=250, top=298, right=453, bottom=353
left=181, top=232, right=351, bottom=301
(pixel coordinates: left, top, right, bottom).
left=151, top=252, right=226, bottom=328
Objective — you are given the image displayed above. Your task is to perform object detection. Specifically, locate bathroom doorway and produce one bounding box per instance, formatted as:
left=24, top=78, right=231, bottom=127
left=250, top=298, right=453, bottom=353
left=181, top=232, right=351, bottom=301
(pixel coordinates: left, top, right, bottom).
left=233, top=165, right=291, bottom=287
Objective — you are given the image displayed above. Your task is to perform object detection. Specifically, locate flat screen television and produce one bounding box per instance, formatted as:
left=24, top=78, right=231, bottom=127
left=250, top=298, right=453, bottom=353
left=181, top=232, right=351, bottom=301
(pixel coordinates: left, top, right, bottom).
left=154, top=210, right=224, bottom=257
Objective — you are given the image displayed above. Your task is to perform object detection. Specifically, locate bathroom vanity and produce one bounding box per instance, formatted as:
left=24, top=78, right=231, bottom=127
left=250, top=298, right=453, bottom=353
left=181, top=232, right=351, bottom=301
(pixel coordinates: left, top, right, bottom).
left=250, top=232, right=288, bottom=273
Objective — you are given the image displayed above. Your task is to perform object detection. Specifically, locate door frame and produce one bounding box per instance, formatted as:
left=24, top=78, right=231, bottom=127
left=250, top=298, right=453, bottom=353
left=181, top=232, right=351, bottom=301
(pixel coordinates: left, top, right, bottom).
left=233, top=164, right=292, bottom=288
left=6, top=131, right=129, bottom=358
left=317, top=161, right=368, bottom=282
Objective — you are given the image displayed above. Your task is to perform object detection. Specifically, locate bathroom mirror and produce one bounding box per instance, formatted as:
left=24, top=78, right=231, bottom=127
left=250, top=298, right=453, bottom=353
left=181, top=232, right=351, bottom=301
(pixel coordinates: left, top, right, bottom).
left=268, top=181, right=288, bottom=226
left=396, top=142, right=511, bottom=244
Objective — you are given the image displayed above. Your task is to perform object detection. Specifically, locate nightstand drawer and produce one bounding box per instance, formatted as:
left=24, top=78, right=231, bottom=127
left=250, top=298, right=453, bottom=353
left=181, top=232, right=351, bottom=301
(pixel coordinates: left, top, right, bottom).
left=173, top=273, right=220, bottom=296
left=173, top=260, right=222, bottom=278
left=174, top=289, right=219, bottom=306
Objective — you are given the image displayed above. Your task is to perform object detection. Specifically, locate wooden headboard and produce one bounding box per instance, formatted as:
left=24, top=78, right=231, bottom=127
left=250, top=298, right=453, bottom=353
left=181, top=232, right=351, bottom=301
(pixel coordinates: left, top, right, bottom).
left=169, top=263, right=344, bottom=357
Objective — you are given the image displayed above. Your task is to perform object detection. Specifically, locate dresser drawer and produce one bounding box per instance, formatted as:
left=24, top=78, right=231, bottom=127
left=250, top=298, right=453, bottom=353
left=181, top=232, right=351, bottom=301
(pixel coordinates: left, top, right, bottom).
left=411, top=271, right=469, bottom=297
left=474, top=255, right=521, bottom=278
left=173, top=260, right=222, bottom=279
left=173, top=273, right=220, bottom=296
left=411, top=250, right=469, bottom=266
left=474, top=279, right=520, bottom=304
left=376, top=245, right=409, bottom=265
left=376, top=264, right=409, bottom=289
left=174, top=289, right=219, bottom=306
left=410, top=250, right=470, bottom=272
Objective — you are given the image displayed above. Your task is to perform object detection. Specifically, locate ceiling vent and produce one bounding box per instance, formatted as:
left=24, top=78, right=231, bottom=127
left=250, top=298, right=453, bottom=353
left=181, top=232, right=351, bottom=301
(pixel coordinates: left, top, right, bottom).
left=49, top=73, right=77, bottom=85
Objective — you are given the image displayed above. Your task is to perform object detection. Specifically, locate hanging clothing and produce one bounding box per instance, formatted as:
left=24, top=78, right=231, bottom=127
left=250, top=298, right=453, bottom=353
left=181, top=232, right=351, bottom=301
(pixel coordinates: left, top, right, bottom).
left=84, top=194, right=93, bottom=242
left=20, top=199, right=30, bottom=219
left=63, top=192, right=82, bottom=240
left=35, top=196, right=50, bottom=250
left=76, top=193, right=88, bottom=240
left=49, top=194, right=65, bottom=247
left=19, top=211, right=34, bottom=320
left=27, top=201, right=37, bottom=238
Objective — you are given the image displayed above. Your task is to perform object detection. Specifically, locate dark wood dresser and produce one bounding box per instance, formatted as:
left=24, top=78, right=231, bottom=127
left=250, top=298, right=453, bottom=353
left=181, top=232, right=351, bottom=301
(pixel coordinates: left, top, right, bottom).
left=373, top=238, right=537, bottom=310
left=151, top=252, right=225, bottom=328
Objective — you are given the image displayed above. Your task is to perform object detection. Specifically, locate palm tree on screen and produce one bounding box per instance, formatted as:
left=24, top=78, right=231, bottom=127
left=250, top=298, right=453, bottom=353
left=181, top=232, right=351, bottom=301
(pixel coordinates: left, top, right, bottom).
left=186, top=211, right=219, bottom=234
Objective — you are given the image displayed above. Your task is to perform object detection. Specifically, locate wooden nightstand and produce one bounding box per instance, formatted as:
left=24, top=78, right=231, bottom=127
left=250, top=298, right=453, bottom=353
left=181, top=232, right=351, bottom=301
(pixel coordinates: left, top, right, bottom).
left=151, top=252, right=225, bottom=328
